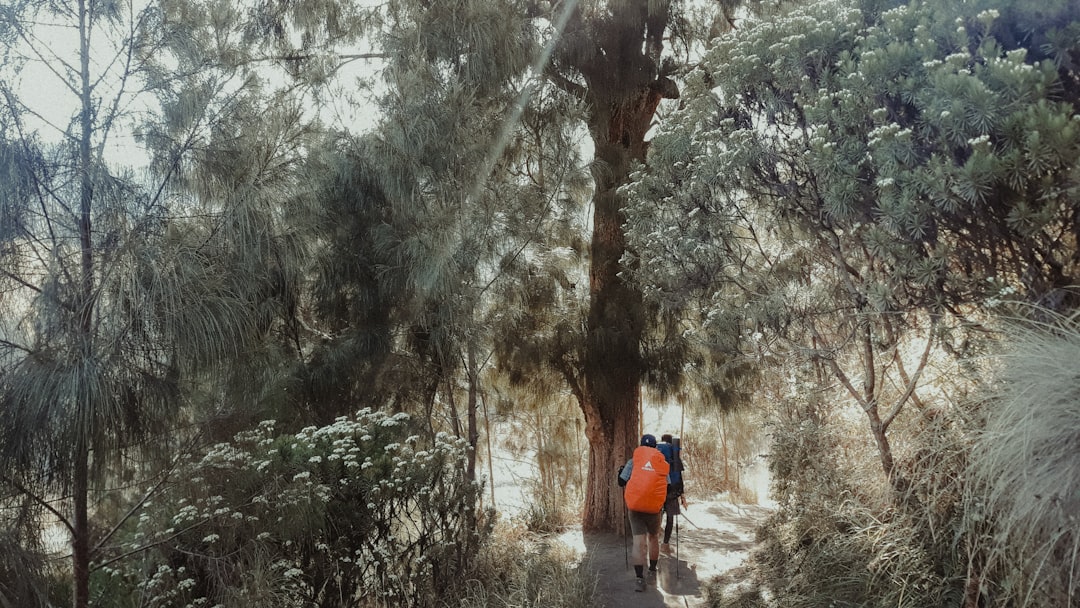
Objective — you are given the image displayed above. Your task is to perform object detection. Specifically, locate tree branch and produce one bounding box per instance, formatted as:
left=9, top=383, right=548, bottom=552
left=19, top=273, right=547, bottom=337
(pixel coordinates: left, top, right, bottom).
left=91, top=452, right=184, bottom=555
left=809, top=323, right=867, bottom=409
left=88, top=516, right=211, bottom=572
left=0, top=268, right=43, bottom=296
left=543, top=67, right=587, bottom=101
left=882, top=316, right=937, bottom=431
left=0, top=475, right=74, bottom=534
left=0, top=337, right=33, bottom=354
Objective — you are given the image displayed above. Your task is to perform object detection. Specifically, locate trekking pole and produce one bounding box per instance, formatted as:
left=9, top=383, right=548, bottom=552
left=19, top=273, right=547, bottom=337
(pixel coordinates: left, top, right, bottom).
left=675, top=512, right=680, bottom=579
left=624, top=507, right=630, bottom=570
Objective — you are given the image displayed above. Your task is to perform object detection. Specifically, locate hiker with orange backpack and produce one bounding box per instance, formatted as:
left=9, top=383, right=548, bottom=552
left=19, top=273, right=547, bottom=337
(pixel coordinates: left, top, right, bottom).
left=617, top=434, right=670, bottom=592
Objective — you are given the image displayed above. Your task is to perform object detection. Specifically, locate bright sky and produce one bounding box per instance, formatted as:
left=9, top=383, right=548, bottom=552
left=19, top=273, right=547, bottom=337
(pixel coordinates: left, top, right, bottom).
left=7, top=1, right=387, bottom=169
left=10, top=4, right=166, bottom=168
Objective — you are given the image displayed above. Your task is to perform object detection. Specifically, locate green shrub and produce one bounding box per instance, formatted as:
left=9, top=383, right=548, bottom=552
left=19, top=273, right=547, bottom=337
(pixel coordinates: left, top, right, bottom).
left=739, top=393, right=969, bottom=608
left=104, top=409, right=487, bottom=608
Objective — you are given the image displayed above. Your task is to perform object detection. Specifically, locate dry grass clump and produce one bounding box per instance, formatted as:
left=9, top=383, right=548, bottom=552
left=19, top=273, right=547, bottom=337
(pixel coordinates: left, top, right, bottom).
left=745, top=500, right=965, bottom=608
left=453, top=522, right=597, bottom=608
left=520, top=479, right=577, bottom=534
left=712, top=310, right=1080, bottom=608
left=708, top=394, right=970, bottom=608
left=968, top=315, right=1080, bottom=607
left=683, top=409, right=763, bottom=499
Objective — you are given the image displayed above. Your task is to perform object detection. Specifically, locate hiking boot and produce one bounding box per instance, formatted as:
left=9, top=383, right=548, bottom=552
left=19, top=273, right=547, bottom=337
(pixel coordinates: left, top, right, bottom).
left=634, top=577, right=646, bottom=592
left=648, top=566, right=658, bottom=581
left=660, top=542, right=672, bottom=555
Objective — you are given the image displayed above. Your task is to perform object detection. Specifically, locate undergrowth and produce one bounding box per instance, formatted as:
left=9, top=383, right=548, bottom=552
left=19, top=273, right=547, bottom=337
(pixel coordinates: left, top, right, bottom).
left=521, top=480, right=577, bottom=534
left=967, top=315, right=1080, bottom=607
left=706, top=392, right=971, bottom=608
left=453, top=523, right=597, bottom=608
left=705, top=312, right=1080, bottom=608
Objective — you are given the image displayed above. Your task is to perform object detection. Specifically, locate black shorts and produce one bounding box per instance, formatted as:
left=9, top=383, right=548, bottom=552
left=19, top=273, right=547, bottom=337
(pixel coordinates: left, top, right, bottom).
left=628, top=509, right=662, bottom=535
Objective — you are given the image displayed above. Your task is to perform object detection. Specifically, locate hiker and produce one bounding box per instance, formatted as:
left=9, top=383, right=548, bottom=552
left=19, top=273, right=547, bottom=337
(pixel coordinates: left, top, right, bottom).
left=618, top=433, right=670, bottom=592
left=657, top=433, right=687, bottom=555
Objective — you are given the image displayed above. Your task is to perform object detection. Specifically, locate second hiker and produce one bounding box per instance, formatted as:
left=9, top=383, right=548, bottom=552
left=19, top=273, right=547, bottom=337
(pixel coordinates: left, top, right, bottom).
left=657, top=433, right=687, bottom=555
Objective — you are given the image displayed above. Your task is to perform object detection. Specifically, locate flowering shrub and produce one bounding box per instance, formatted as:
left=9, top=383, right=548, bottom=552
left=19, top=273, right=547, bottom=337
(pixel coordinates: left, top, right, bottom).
left=107, top=410, right=486, bottom=608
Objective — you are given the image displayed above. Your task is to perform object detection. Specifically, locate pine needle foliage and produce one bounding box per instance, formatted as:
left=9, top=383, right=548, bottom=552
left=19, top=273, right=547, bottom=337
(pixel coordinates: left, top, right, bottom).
left=1, top=2, right=329, bottom=604
left=0, top=499, right=51, bottom=608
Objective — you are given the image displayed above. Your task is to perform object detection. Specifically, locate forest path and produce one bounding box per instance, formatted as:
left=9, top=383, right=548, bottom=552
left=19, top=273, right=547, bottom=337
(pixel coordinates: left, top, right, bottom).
left=557, top=499, right=772, bottom=607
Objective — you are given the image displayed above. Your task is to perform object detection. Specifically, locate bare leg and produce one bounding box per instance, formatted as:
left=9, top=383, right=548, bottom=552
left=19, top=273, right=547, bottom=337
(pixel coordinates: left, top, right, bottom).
left=648, top=531, right=661, bottom=563
left=632, top=533, right=647, bottom=569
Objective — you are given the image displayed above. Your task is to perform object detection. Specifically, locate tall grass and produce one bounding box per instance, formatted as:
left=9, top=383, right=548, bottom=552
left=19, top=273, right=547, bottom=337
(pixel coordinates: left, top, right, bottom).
left=968, top=314, right=1080, bottom=607
left=452, top=523, right=597, bottom=608
left=708, top=390, right=971, bottom=608
left=705, top=310, right=1080, bottom=608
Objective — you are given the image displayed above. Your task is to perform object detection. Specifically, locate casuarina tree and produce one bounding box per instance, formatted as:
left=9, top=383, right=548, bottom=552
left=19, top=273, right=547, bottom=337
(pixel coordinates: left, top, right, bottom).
left=279, top=0, right=739, bottom=532
left=0, top=1, right=315, bottom=605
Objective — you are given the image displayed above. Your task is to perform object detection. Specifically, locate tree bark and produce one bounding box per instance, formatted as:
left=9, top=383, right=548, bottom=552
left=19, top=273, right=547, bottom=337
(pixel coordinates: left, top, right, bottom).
left=579, top=83, right=675, bottom=531
left=465, top=345, right=479, bottom=483
left=571, top=2, right=678, bottom=533
left=72, top=440, right=90, bottom=608
left=721, top=416, right=730, bottom=490
left=74, top=2, right=95, bottom=606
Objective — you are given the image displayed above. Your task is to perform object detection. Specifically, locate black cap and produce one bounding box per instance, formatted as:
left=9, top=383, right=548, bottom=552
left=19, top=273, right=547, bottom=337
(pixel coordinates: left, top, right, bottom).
left=641, top=434, right=657, bottom=448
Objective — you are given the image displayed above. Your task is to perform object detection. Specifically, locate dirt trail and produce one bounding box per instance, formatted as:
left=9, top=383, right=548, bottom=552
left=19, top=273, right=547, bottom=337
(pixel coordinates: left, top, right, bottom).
left=558, top=500, right=772, bottom=607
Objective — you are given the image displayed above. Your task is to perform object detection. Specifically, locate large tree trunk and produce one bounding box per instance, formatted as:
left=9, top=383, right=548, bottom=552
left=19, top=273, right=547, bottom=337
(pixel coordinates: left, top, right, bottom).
left=581, top=386, right=639, bottom=534
left=579, top=79, right=673, bottom=532
left=72, top=441, right=90, bottom=608
left=564, top=0, right=679, bottom=533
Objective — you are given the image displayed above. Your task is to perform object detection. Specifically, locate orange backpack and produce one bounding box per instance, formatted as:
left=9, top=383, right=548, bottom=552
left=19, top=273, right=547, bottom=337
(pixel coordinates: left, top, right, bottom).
left=624, top=445, right=670, bottom=513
